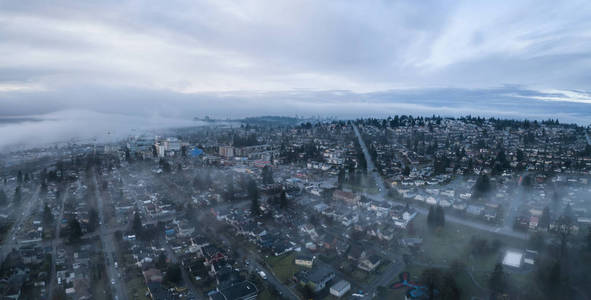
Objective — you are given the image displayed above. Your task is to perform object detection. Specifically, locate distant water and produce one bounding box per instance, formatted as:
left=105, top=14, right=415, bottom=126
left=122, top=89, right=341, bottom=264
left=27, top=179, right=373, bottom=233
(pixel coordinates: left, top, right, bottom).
left=0, top=117, right=43, bottom=124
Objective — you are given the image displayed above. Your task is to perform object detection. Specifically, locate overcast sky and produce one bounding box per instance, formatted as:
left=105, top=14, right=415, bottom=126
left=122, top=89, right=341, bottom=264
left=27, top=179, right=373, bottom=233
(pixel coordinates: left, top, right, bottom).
left=0, top=0, right=590, bottom=148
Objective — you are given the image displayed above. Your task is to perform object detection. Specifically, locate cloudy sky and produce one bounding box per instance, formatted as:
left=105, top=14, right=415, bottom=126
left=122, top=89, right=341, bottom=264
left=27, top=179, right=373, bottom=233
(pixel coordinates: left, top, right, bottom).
left=1, top=0, right=591, bottom=148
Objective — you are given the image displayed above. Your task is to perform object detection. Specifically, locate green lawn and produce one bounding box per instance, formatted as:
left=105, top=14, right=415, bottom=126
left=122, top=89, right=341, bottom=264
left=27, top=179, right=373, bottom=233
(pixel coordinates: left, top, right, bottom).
left=126, top=277, right=150, bottom=300
left=266, top=253, right=303, bottom=283
left=411, top=214, right=526, bottom=271
left=398, top=214, right=534, bottom=299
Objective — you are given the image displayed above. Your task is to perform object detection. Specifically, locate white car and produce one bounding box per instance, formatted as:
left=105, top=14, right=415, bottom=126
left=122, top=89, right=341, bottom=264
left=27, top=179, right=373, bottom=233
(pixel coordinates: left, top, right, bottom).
left=111, top=279, right=116, bottom=285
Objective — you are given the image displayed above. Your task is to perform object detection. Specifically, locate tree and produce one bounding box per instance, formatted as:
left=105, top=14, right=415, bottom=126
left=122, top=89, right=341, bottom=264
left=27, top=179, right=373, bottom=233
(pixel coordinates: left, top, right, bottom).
left=548, top=261, right=562, bottom=298
left=473, top=174, right=491, bottom=198
left=132, top=212, right=143, bottom=237
left=114, top=230, right=123, bottom=242
left=41, top=180, right=48, bottom=195
left=159, top=159, right=171, bottom=173
left=427, top=206, right=436, bottom=229
left=164, top=263, right=182, bottom=284
left=337, top=168, right=346, bottom=188
left=0, top=189, right=7, bottom=206
left=87, top=208, right=99, bottom=233
left=539, top=206, right=551, bottom=231
left=156, top=253, right=167, bottom=269
left=435, top=205, right=445, bottom=228
left=13, top=186, right=21, bottom=205
left=402, top=165, right=410, bottom=176
left=420, top=268, right=441, bottom=300
left=43, top=204, right=54, bottom=225
left=279, top=190, right=288, bottom=209
left=489, top=263, right=506, bottom=296
left=556, top=205, right=574, bottom=262
left=262, top=166, right=274, bottom=184
left=247, top=178, right=260, bottom=216
left=440, top=272, right=461, bottom=300
left=68, top=218, right=82, bottom=242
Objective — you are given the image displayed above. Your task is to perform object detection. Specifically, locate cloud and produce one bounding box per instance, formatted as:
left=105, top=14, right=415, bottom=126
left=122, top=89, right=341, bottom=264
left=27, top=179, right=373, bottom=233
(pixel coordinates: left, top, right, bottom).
left=1, top=0, right=591, bottom=93
left=0, top=0, right=590, bottom=150
left=0, top=110, right=199, bottom=151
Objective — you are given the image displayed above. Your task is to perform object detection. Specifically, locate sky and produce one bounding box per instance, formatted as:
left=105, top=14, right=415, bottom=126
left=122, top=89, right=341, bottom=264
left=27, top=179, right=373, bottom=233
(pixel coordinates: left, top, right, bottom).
left=1, top=0, right=591, bottom=148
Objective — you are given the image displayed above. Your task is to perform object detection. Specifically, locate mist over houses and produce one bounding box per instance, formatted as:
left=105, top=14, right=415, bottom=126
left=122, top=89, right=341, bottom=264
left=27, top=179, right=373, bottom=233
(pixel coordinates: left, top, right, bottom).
left=1, top=115, right=591, bottom=299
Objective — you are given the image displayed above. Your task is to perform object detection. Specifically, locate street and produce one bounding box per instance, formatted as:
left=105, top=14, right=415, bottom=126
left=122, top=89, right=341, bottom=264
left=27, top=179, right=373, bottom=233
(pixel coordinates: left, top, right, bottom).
left=352, top=123, right=528, bottom=241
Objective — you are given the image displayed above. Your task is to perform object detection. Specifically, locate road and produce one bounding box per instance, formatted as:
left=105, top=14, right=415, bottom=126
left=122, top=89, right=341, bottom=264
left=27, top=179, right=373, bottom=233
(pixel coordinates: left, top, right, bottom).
left=352, top=124, right=528, bottom=241
left=94, top=173, right=129, bottom=300
left=352, top=124, right=387, bottom=198
left=248, top=258, right=299, bottom=300
left=211, top=222, right=299, bottom=300
left=48, top=186, right=67, bottom=300
left=0, top=184, right=41, bottom=262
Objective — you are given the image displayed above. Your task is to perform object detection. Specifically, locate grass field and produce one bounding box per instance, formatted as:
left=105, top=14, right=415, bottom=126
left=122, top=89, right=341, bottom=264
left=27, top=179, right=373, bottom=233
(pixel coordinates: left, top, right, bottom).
left=395, top=214, right=533, bottom=299
left=411, top=214, right=526, bottom=271
left=266, top=252, right=303, bottom=283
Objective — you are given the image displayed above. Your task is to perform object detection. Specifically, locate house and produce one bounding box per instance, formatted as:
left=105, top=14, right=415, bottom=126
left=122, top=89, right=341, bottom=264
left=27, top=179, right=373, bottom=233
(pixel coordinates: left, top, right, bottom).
left=529, top=216, right=539, bottom=230
left=502, top=250, right=523, bottom=269
left=347, top=246, right=366, bottom=262
left=358, top=255, right=381, bottom=272
left=333, top=190, right=360, bottom=205
left=400, top=237, right=423, bottom=249
left=176, top=220, right=195, bottom=237
left=143, top=268, right=163, bottom=283
left=524, top=250, right=538, bottom=265
left=330, top=280, right=351, bottom=298
left=295, top=265, right=335, bottom=292
left=294, top=255, right=314, bottom=268
left=209, top=281, right=257, bottom=300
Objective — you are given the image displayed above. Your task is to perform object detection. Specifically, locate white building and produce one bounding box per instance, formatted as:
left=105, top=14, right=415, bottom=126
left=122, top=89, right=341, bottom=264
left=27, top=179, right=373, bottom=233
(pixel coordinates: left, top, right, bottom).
left=502, top=250, right=523, bottom=269
left=330, top=280, right=351, bottom=298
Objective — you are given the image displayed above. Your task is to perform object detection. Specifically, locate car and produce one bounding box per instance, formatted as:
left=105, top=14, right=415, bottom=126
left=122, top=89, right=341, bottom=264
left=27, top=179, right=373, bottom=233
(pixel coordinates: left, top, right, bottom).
left=111, top=279, right=116, bottom=285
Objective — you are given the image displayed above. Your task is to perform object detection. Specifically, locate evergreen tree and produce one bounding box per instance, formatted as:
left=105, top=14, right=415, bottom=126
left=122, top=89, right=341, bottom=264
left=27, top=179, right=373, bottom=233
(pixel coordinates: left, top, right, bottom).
left=473, top=174, right=491, bottom=198
left=43, top=204, right=54, bottom=225
left=402, top=165, right=410, bottom=176
left=17, top=170, right=23, bottom=185
left=132, top=212, right=143, bottom=237
left=262, top=165, right=274, bottom=184
left=279, top=190, right=288, bottom=209
left=337, top=168, right=345, bottom=188
left=13, top=186, right=21, bottom=205
left=0, top=189, right=7, bottom=206
left=427, top=206, right=435, bottom=229
left=435, top=205, right=445, bottom=227
left=88, top=208, right=99, bottom=233
left=225, top=179, right=235, bottom=202
left=440, top=272, right=461, bottom=300
left=539, top=206, right=551, bottom=230
left=164, top=264, right=182, bottom=284
left=489, top=263, right=506, bottom=296
left=420, top=268, right=441, bottom=300
left=68, top=218, right=82, bottom=242
left=247, top=178, right=260, bottom=216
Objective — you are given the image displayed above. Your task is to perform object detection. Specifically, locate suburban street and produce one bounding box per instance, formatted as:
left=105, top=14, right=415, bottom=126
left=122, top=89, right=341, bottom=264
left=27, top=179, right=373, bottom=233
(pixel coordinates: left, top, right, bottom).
left=0, top=185, right=41, bottom=262
left=94, top=173, right=129, bottom=300
left=352, top=123, right=528, bottom=241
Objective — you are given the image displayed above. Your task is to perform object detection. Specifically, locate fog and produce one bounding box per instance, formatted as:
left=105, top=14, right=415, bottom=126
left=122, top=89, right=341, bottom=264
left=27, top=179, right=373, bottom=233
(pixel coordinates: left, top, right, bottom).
left=0, top=110, right=199, bottom=151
